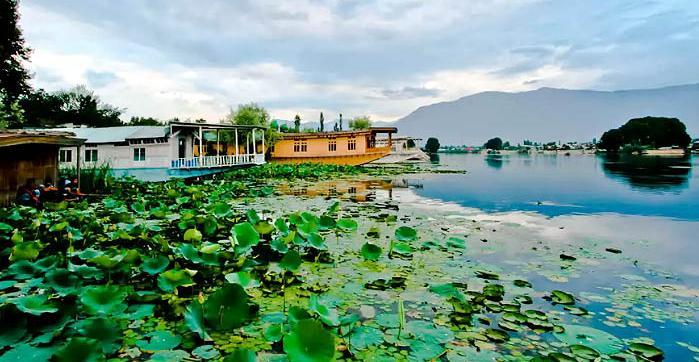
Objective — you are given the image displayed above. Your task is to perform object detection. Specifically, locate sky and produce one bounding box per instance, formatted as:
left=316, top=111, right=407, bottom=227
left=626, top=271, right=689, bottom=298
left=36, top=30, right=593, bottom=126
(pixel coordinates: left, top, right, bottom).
left=18, top=0, right=699, bottom=124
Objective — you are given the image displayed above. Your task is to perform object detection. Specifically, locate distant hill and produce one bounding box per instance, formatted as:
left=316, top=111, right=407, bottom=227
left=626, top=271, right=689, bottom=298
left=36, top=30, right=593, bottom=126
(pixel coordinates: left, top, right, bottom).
left=392, top=84, right=699, bottom=146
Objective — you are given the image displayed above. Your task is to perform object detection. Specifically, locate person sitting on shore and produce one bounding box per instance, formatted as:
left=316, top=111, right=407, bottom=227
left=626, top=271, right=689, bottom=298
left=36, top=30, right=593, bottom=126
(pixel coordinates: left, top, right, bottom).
left=16, top=180, right=42, bottom=208
left=63, top=177, right=86, bottom=200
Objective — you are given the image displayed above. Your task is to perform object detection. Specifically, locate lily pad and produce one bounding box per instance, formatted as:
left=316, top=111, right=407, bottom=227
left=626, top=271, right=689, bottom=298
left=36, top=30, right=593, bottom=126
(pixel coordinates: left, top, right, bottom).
left=360, top=243, right=382, bottom=261
left=136, top=331, right=182, bottom=351
left=225, top=271, right=261, bottom=289
left=280, top=250, right=302, bottom=272
left=553, top=324, right=624, bottom=355
left=157, top=269, right=195, bottom=292
left=13, top=294, right=59, bottom=315
left=53, top=337, right=102, bottom=362
left=80, top=285, right=128, bottom=315
left=628, top=342, right=664, bottom=360
left=141, top=255, right=170, bottom=275
left=336, top=218, right=358, bottom=231
left=232, top=222, right=260, bottom=252
left=203, top=284, right=256, bottom=330
left=283, top=319, right=335, bottom=362
left=395, top=226, right=417, bottom=241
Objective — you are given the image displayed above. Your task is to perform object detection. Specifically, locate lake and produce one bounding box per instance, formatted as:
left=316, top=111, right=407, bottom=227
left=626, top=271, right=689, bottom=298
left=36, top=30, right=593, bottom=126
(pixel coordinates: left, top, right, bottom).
left=417, top=153, right=698, bottom=220
left=281, top=153, right=697, bottom=359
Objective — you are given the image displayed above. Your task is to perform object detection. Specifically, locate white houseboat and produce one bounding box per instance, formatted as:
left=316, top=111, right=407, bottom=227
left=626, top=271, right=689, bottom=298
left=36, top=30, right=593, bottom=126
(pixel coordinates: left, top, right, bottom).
left=46, top=122, right=267, bottom=180
left=372, top=136, right=429, bottom=164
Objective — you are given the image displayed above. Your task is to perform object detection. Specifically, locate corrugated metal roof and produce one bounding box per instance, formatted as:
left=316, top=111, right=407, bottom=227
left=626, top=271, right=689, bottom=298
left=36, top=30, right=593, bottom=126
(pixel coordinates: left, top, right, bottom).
left=39, top=126, right=168, bottom=144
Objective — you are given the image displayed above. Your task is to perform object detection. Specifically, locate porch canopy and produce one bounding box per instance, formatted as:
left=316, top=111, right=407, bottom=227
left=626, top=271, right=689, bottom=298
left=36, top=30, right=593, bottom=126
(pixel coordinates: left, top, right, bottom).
left=169, top=122, right=267, bottom=169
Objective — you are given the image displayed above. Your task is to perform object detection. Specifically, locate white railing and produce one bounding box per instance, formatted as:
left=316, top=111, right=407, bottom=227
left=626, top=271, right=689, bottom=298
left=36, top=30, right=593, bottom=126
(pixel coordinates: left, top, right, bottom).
left=170, top=154, right=264, bottom=169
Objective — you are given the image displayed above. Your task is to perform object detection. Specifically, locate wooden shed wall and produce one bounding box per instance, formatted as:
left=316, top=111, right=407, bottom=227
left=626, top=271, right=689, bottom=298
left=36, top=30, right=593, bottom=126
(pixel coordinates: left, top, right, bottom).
left=0, top=144, right=59, bottom=205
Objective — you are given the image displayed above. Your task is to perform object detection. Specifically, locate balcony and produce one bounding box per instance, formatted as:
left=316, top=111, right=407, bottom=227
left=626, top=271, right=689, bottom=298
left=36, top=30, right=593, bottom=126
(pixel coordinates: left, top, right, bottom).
left=170, top=154, right=265, bottom=169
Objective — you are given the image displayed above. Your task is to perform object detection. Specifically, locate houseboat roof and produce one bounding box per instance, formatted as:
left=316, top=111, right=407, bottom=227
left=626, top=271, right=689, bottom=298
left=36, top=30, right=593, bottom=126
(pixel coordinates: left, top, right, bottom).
left=36, top=126, right=169, bottom=144
left=0, top=129, right=85, bottom=148
left=170, top=122, right=267, bottom=131
left=277, top=127, right=397, bottom=140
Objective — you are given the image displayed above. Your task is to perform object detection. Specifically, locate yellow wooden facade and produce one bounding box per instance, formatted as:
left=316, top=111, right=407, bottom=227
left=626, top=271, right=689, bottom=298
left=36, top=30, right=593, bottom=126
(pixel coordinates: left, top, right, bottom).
left=270, top=128, right=397, bottom=166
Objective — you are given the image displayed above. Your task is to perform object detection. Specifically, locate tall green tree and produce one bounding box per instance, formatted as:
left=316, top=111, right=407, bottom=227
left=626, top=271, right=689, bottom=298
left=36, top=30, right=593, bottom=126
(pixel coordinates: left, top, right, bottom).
left=0, top=90, right=23, bottom=128
left=319, top=112, right=324, bottom=132
left=484, top=137, right=503, bottom=150
left=1, top=0, right=32, bottom=126
left=425, top=137, right=440, bottom=153
left=294, top=114, right=301, bottom=132
left=222, top=103, right=277, bottom=146
left=599, top=116, right=691, bottom=151
left=128, top=116, right=163, bottom=126
left=19, top=86, right=124, bottom=128
left=348, top=116, right=372, bottom=130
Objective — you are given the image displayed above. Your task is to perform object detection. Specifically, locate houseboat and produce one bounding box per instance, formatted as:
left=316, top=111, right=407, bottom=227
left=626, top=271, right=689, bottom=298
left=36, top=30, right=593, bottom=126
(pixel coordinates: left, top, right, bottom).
left=270, top=127, right=397, bottom=166
left=43, top=122, right=266, bottom=181
left=372, top=136, right=429, bottom=164
left=0, top=130, right=85, bottom=205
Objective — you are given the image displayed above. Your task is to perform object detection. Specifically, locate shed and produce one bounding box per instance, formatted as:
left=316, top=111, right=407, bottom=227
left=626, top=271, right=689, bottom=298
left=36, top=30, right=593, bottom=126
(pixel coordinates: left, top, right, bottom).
left=0, top=130, right=85, bottom=205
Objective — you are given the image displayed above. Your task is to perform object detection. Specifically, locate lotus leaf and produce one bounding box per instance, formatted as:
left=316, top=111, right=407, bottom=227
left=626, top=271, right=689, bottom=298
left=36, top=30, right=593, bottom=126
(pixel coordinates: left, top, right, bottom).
left=184, top=228, right=203, bottom=242
left=222, top=348, right=257, bottom=362
left=283, top=319, right=335, bottom=362
left=13, top=294, right=58, bottom=315
left=76, top=318, right=121, bottom=353
left=136, top=330, right=182, bottom=351
left=0, top=344, right=54, bottom=362
left=279, top=250, right=302, bottom=272
left=336, top=218, right=358, bottom=231
left=309, top=294, right=340, bottom=326
left=395, top=226, right=417, bottom=241
left=225, top=271, right=261, bottom=289
left=360, top=242, right=382, bottom=261
left=550, top=290, right=575, bottom=305
left=307, top=232, right=327, bottom=250
left=157, top=269, right=195, bottom=292
left=193, top=345, right=220, bottom=360
left=45, top=269, right=80, bottom=295
left=203, top=284, right=256, bottom=330
left=628, top=342, right=663, bottom=360
left=184, top=300, right=212, bottom=341
left=10, top=241, right=41, bottom=261
left=141, top=255, right=170, bottom=275
left=232, top=222, right=260, bottom=252
left=53, top=337, right=102, bottom=362
left=80, top=285, right=127, bottom=315
left=553, top=324, right=623, bottom=355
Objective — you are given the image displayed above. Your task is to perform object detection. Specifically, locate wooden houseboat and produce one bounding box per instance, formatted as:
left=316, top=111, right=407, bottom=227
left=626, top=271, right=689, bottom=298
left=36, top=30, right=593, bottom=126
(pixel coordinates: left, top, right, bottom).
left=270, top=127, right=397, bottom=166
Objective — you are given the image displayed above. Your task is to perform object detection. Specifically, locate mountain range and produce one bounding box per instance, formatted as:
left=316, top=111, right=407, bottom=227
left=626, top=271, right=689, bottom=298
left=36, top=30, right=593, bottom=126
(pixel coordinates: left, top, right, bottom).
left=389, top=84, right=699, bottom=146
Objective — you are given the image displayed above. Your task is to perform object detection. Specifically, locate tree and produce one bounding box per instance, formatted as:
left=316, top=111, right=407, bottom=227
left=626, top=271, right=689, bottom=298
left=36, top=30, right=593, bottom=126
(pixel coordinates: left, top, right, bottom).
left=484, top=137, right=503, bottom=150
left=339, top=113, right=343, bottom=131
left=222, top=103, right=277, bottom=147
left=223, top=103, right=269, bottom=127
left=294, top=114, right=301, bottom=132
left=0, top=0, right=31, bottom=106
left=348, top=116, right=372, bottom=130
left=319, top=112, right=324, bottom=132
left=425, top=137, right=440, bottom=153
left=0, top=90, right=23, bottom=128
left=18, top=85, right=124, bottom=128
left=599, top=116, right=691, bottom=152
left=128, top=116, right=163, bottom=126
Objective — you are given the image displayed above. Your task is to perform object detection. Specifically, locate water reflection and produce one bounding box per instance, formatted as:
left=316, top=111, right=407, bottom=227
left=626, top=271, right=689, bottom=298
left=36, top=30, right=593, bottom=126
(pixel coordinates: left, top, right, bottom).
left=600, top=154, right=692, bottom=191
left=415, top=153, right=699, bottom=219
left=277, top=178, right=423, bottom=202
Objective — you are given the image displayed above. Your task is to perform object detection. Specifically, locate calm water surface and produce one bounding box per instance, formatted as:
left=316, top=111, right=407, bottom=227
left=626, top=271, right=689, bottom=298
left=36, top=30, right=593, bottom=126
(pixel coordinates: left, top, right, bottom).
left=398, top=154, right=699, bottom=360
left=283, top=154, right=698, bottom=359
left=416, top=153, right=698, bottom=219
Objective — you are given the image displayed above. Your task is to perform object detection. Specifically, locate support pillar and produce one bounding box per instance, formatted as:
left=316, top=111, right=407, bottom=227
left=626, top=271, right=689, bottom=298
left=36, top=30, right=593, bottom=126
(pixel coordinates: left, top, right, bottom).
left=235, top=129, right=239, bottom=163
left=198, top=126, right=203, bottom=166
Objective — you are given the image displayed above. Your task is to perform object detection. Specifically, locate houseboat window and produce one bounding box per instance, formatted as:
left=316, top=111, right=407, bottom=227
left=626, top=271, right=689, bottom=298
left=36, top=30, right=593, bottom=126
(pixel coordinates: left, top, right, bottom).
left=85, top=149, right=98, bottom=162
left=348, top=137, right=357, bottom=151
left=59, top=149, right=72, bottom=163
left=293, top=141, right=307, bottom=152
left=328, top=139, right=337, bottom=151
left=133, top=147, right=146, bottom=161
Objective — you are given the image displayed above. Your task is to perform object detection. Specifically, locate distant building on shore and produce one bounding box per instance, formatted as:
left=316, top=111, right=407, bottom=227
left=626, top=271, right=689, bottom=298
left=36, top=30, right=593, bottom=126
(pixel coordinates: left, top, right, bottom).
left=270, top=127, right=397, bottom=166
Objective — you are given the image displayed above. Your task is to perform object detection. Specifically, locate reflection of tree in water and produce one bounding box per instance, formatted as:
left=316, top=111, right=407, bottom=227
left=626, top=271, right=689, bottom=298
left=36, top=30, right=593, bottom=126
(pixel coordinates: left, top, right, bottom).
left=485, top=155, right=505, bottom=169
left=600, top=154, right=692, bottom=191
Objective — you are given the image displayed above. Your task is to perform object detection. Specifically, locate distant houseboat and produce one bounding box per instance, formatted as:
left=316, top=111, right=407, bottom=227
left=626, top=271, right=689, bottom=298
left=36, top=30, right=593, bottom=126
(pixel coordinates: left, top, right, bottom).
left=270, top=127, right=397, bottom=166
left=372, top=136, right=429, bottom=164
left=42, top=122, right=266, bottom=181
